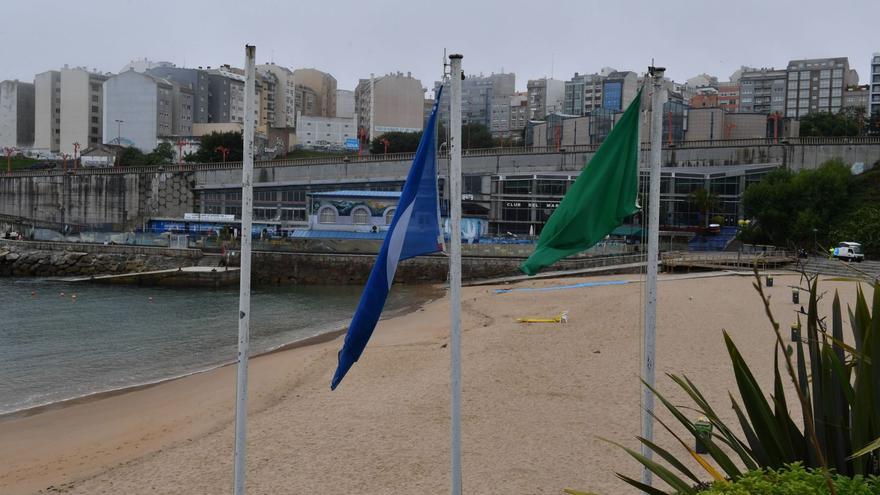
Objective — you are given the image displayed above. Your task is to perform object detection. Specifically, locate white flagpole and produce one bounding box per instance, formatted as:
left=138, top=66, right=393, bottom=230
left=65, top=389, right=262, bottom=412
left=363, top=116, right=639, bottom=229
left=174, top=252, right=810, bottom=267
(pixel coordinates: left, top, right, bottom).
left=233, top=44, right=256, bottom=495
left=448, top=53, right=463, bottom=495
left=641, top=65, right=666, bottom=489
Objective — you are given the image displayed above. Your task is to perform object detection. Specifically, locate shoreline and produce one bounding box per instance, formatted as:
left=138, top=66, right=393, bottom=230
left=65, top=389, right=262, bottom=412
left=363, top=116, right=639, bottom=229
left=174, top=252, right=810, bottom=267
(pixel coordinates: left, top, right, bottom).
left=0, top=284, right=442, bottom=421
left=0, top=272, right=870, bottom=495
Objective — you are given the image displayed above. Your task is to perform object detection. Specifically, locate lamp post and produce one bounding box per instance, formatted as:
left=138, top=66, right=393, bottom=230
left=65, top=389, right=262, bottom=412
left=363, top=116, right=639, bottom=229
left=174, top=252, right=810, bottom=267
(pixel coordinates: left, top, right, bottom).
left=176, top=138, right=186, bottom=170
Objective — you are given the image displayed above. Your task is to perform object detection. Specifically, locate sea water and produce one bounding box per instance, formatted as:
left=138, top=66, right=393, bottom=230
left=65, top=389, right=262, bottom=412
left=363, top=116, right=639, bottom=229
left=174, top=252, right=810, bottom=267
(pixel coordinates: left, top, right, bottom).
left=0, top=278, right=432, bottom=415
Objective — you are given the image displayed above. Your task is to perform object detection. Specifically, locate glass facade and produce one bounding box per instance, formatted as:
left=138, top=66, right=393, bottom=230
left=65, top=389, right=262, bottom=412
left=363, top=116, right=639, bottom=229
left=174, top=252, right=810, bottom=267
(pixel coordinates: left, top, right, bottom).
left=602, top=81, right=623, bottom=111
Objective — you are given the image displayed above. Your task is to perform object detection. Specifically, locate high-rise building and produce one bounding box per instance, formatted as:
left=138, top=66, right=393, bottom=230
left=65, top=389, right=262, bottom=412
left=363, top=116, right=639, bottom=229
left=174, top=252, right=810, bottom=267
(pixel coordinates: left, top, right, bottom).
left=145, top=67, right=210, bottom=123
left=355, top=72, right=425, bottom=140
left=60, top=67, right=109, bottom=154
left=564, top=72, right=605, bottom=116
left=205, top=66, right=247, bottom=124
left=870, top=52, right=880, bottom=117
left=293, top=68, right=337, bottom=118
left=256, top=63, right=296, bottom=127
left=601, top=71, right=638, bottom=112
left=433, top=72, right=515, bottom=128
left=843, top=85, right=870, bottom=113
left=0, top=80, right=35, bottom=148
left=717, top=82, right=740, bottom=112
left=738, top=68, right=787, bottom=114
left=527, top=78, right=565, bottom=119
left=784, top=57, right=859, bottom=118
left=103, top=70, right=193, bottom=152
left=509, top=93, right=529, bottom=137
left=33, top=70, right=61, bottom=152
left=336, top=89, right=355, bottom=119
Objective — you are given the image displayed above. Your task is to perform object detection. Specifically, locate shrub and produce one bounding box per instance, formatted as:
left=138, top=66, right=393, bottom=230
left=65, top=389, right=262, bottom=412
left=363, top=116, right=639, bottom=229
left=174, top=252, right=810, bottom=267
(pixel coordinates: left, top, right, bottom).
left=700, top=463, right=880, bottom=495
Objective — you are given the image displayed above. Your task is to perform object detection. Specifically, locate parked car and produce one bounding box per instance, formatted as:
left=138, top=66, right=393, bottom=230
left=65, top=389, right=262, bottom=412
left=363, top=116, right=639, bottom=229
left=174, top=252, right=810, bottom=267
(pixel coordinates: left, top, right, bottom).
left=832, top=242, right=865, bottom=262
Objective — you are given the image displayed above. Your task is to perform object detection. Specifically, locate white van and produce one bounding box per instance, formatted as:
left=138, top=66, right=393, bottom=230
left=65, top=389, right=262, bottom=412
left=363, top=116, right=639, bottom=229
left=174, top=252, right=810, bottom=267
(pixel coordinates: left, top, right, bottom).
left=833, top=242, right=865, bottom=262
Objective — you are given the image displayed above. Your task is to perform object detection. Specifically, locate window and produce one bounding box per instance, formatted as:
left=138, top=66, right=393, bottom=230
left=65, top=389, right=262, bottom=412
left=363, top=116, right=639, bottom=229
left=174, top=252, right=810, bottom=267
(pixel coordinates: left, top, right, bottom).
left=91, top=105, right=99, bottom=113
left=820, top=69, right=831, bottom=79
left=351, top=207, right=370, bottom=225
left=819, top=88, right=830, bottom=98
left=384, top=208, right=396, bottom=225
left=91, top=127, right=98, bottom=134
left=832, top=69, right=843, bottom=78
left=832, top=79, right=842, bottom=88
left=318, top=207, right=336, bottom=224
left=800, top=71, right=810, bottom=80
left=831, top=88, right=841, bottom=97
left=831, top=98, right=841, bottom=107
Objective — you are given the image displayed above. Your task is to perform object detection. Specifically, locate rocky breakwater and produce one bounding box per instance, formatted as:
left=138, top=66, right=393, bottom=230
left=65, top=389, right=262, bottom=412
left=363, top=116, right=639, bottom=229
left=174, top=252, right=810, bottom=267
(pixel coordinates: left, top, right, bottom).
left=0, top=240, right=208, bottom=278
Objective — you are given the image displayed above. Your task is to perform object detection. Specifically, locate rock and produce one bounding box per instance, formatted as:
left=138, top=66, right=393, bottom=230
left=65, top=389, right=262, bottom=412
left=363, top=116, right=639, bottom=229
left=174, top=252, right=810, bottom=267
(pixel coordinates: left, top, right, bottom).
left=5, top=252, right=19, bottom=261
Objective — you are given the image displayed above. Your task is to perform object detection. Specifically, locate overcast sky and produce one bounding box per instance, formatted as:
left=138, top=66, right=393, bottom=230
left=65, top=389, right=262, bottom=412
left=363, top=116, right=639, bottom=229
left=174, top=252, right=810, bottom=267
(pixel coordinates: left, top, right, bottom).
left=2, top=0, right=876, bottom=95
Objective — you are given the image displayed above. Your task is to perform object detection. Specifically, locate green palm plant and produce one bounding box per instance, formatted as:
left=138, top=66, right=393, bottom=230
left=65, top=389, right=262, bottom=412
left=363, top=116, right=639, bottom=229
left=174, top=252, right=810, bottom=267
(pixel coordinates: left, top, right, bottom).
left=573, top=273, right=880, bottom=494
left=689, top=188, right=720, bottom=228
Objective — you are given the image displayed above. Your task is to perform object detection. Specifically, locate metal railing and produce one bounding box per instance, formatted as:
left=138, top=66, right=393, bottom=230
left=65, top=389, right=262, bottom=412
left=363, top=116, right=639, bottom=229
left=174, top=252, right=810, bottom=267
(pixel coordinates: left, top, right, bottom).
left=4, top=136, right=879, bottom=178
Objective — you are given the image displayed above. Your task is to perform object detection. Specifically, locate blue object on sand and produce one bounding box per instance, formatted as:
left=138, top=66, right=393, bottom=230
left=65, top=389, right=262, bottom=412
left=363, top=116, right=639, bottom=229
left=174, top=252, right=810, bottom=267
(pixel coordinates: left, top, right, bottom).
left=495, top=279, right=630, bottom=294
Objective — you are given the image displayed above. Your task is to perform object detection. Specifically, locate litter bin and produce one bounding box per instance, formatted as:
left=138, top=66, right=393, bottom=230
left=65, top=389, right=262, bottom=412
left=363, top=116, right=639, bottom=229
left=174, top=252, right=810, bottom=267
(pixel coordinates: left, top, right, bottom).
left=694, top=416, right=713, bottom=454
left=792, top=288, right=799, bottom=304
left=790, top=323, right=801, bottom=342
left=766, top=275, right=774, bottom=287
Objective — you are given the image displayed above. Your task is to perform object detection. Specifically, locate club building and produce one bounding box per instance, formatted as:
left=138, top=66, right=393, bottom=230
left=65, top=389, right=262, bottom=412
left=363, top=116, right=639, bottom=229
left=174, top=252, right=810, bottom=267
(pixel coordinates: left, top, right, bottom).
left=194, top=162, right=778, bottom=237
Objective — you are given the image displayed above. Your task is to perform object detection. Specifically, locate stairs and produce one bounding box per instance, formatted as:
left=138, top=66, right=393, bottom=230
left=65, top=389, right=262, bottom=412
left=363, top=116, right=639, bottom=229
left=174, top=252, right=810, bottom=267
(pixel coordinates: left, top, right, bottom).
left=688, top=227, right=739, bottom=252
left=797, top=257, right=880, bottom=282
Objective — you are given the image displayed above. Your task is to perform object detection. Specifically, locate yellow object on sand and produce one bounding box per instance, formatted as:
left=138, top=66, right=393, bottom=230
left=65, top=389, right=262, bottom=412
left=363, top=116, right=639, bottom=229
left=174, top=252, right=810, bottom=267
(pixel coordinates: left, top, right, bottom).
left=517, top=311, right=568, bottom=324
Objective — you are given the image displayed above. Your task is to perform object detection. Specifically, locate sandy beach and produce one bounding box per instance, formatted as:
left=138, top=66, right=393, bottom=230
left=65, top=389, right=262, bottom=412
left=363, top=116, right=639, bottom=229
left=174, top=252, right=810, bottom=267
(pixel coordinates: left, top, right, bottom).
left=0, top=271, right=872, bottom=494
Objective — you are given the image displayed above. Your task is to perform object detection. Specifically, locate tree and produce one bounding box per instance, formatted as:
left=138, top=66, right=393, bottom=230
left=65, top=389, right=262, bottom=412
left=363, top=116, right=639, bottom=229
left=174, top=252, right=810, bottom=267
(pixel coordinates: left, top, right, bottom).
left=799, top=109, right=863, bottom=137
left=185, top=131, right=243, bottom=163
left=743, top=159, right=852, bottom=247
left=118, top=147, right=147, bottom=166
left=146, top=142, right=174, bottom=165
left=369, top=131, right=422, bottom=154
left=688, top=188, right=719, bottom=227
left=438, top=122, right=497, bottom=149
left=832, top=205, right=880, bottom=255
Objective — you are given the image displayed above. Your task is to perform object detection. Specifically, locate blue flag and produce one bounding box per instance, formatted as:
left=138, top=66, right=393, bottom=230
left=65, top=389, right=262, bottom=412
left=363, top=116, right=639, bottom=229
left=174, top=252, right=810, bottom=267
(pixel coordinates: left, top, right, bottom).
left=331, top=86, right=444, bottom=390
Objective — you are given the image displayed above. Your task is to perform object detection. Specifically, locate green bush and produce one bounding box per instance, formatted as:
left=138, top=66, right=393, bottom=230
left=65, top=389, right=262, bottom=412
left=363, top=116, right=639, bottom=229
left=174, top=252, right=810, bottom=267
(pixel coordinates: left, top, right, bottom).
left=700, top=463, right=880, bottom=495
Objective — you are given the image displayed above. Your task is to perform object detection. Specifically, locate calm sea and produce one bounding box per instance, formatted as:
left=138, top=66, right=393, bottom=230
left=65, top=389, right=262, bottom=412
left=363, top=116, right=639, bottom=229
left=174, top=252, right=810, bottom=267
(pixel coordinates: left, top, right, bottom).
left=0, top=278, right=434, bottom=415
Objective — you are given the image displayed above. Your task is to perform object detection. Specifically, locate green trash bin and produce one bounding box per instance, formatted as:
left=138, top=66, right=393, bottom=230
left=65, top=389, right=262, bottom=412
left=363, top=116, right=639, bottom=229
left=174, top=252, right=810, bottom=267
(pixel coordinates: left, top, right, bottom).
left=792, top=288, right=799, bottom=304
left=694, top=416, right=713, bottom=454
left=766, top=275, right=774, bottom=287
left=791, top=323, right=801, bottom=342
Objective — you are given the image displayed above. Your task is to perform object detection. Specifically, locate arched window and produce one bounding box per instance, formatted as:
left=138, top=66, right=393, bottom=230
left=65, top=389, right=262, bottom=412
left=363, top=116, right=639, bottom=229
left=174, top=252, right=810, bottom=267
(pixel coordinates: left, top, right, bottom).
left=384, top=208, right=396, bottom=225
left=318, top=207, right=337, bottom=224
left=352, top=207, right=370, bottom=225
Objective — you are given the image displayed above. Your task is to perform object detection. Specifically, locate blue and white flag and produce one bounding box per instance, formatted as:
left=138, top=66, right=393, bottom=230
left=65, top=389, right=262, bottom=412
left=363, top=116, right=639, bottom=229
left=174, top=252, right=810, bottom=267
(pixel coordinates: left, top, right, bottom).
left=331, top=86, right=444, bottom=390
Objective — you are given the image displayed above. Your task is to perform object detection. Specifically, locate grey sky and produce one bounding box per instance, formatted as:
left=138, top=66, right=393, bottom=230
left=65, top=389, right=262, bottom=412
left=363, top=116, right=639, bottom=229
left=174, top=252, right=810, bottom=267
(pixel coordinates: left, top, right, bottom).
left=2, top=0, right=876, bottom=94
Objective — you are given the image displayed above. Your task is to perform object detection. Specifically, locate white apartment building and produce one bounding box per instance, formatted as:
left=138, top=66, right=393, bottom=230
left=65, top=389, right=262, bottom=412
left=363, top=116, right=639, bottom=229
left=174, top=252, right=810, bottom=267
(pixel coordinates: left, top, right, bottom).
left=33, top=70, right=61, bottom=152
left=60, top=67, right=109, bottom=154
left=295, top=112, right=356, bottom=149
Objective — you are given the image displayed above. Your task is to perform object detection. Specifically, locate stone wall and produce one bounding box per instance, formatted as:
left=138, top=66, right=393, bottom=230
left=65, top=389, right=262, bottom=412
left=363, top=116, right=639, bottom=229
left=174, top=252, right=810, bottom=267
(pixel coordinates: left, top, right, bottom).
left=0, top=240, right=207, bottom=277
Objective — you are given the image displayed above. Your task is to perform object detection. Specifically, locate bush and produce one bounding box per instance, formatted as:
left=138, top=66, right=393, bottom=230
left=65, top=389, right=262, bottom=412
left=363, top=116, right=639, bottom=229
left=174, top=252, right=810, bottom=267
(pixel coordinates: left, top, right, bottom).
left=700, top=463, right=880, bottom=495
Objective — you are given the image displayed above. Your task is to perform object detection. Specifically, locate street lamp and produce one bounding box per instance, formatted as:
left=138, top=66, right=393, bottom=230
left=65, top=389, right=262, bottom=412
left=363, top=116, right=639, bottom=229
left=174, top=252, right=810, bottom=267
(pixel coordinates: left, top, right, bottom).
left=72, top=142, right=80, bottom=174
left=3, top=147, right=17, bottom=175
left=215, top=145, right=230, bottom=162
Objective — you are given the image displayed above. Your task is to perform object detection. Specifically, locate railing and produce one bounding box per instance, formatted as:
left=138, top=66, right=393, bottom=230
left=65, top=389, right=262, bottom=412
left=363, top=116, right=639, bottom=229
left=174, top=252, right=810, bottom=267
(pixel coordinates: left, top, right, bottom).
left=4, top=136, right=880, bottom=178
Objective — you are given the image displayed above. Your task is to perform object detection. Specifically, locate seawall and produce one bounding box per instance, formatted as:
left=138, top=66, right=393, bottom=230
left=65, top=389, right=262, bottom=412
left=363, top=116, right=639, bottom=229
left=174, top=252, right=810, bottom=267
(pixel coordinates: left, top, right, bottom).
left=0, top=239, right=644, bottom=285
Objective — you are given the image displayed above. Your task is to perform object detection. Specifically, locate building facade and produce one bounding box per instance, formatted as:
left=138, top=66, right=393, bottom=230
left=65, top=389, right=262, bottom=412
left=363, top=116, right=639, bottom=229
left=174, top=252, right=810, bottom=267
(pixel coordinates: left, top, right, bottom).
left=527, top=78, right=565, bottom=119
left=295, top=113, right=356, bottom=149
left=293, top=68, right=337, bottom=118
left=739, top=68, right=787, bottom=114
left=601, top=71, right=638, bottom=112
left=146, top=67, right=210, bottom=123
left=508, top=93, right=529, bottom=137
left=355, top=72, right=425, bottom=140
left=564, top=72, right=605, bottom=116
left=0, top=80, right=35, bottom=148
left=335, top=89, right=355, bottom=119
left=256, top=63, right=296, bottom=128
left=33, top=70, right=61, bottom=152
left=717, top=82, right=740, bottom=112
left=60, top=67, right=109, bottom=154
left=103, top=71, right=194, bottom=152
left=843, top=85, right=870, bottom=113
left=433, top=72, right=515, bottom=129
left=870, top=52, right=880, bottom=117
left=784, top=57, right=858, bottom=118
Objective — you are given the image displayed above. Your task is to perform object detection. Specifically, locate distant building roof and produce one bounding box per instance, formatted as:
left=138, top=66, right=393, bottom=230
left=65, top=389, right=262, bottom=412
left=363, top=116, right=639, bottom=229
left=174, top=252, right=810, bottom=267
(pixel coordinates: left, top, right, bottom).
left=290, top=229, right=387, bottom=240
left=308, top=190, right=401, bottom=198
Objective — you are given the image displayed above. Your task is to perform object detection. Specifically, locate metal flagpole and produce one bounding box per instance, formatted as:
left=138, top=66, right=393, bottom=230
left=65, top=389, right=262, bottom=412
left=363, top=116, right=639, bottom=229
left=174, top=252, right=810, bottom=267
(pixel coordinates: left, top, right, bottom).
left=233, top=44, right=256, bottom=495
left=641, top=64, right=666, bottom=489
left=448, top=53, right=463, bottom=495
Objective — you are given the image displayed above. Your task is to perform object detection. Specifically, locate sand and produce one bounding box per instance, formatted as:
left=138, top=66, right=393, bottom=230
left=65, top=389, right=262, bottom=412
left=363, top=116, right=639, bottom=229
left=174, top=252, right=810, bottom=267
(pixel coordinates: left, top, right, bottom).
left=0, top=271, right=872, bottom=494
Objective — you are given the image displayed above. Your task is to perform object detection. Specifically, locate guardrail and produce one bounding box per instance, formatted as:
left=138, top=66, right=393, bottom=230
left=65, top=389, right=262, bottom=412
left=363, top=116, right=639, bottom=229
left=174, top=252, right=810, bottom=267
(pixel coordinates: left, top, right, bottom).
left=5, top=136, right=879, bottom=178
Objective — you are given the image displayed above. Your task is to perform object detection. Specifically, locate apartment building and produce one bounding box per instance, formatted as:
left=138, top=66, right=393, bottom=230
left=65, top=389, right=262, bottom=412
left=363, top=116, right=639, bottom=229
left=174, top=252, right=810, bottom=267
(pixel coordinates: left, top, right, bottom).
left=33, top=70, right=61, bottom=152
left=355, top=72, right=425, bottom=140
left=739, top=68, right=787, bottom=114
left=784, top=57, right=858, bottom=118
left=527, top=78, right=564, bottom=119
left=0, top=80, right=35, bottom=147
left=145, top=67, right=210, bottom=123
left=869, top=52, right=880, bottom=117
left=433, top=72, right=515, bottom=128
left=256, top=63, right=296, bottom=127
left=293, top=68, right=337, bottom=118
left=60, top=67, right=109, bottom=154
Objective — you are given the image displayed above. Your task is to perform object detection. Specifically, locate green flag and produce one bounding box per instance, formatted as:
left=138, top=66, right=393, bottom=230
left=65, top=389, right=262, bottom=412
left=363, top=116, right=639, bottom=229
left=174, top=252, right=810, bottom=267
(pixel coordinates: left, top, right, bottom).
left=521, top=90, right=642, bottom=276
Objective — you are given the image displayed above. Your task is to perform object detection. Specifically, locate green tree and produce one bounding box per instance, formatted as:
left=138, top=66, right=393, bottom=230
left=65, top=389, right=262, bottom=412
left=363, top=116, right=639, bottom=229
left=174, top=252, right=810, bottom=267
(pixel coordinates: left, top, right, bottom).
left=146, top=142, right=175, bottom=165
left=800, top=109, right=863, bottom=137
left=743, top=160, right=852, bottom=247
left=369, top=131, right=422, bottom=154
left=184, top=131, right=243, bottom=163
left=461, top=123, right=494, bottom=149
left=688, top=188, right=719, bottom=227
left=118, top=146, right=147, bottom=166
left=832, top=206, right=880, bottom=255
